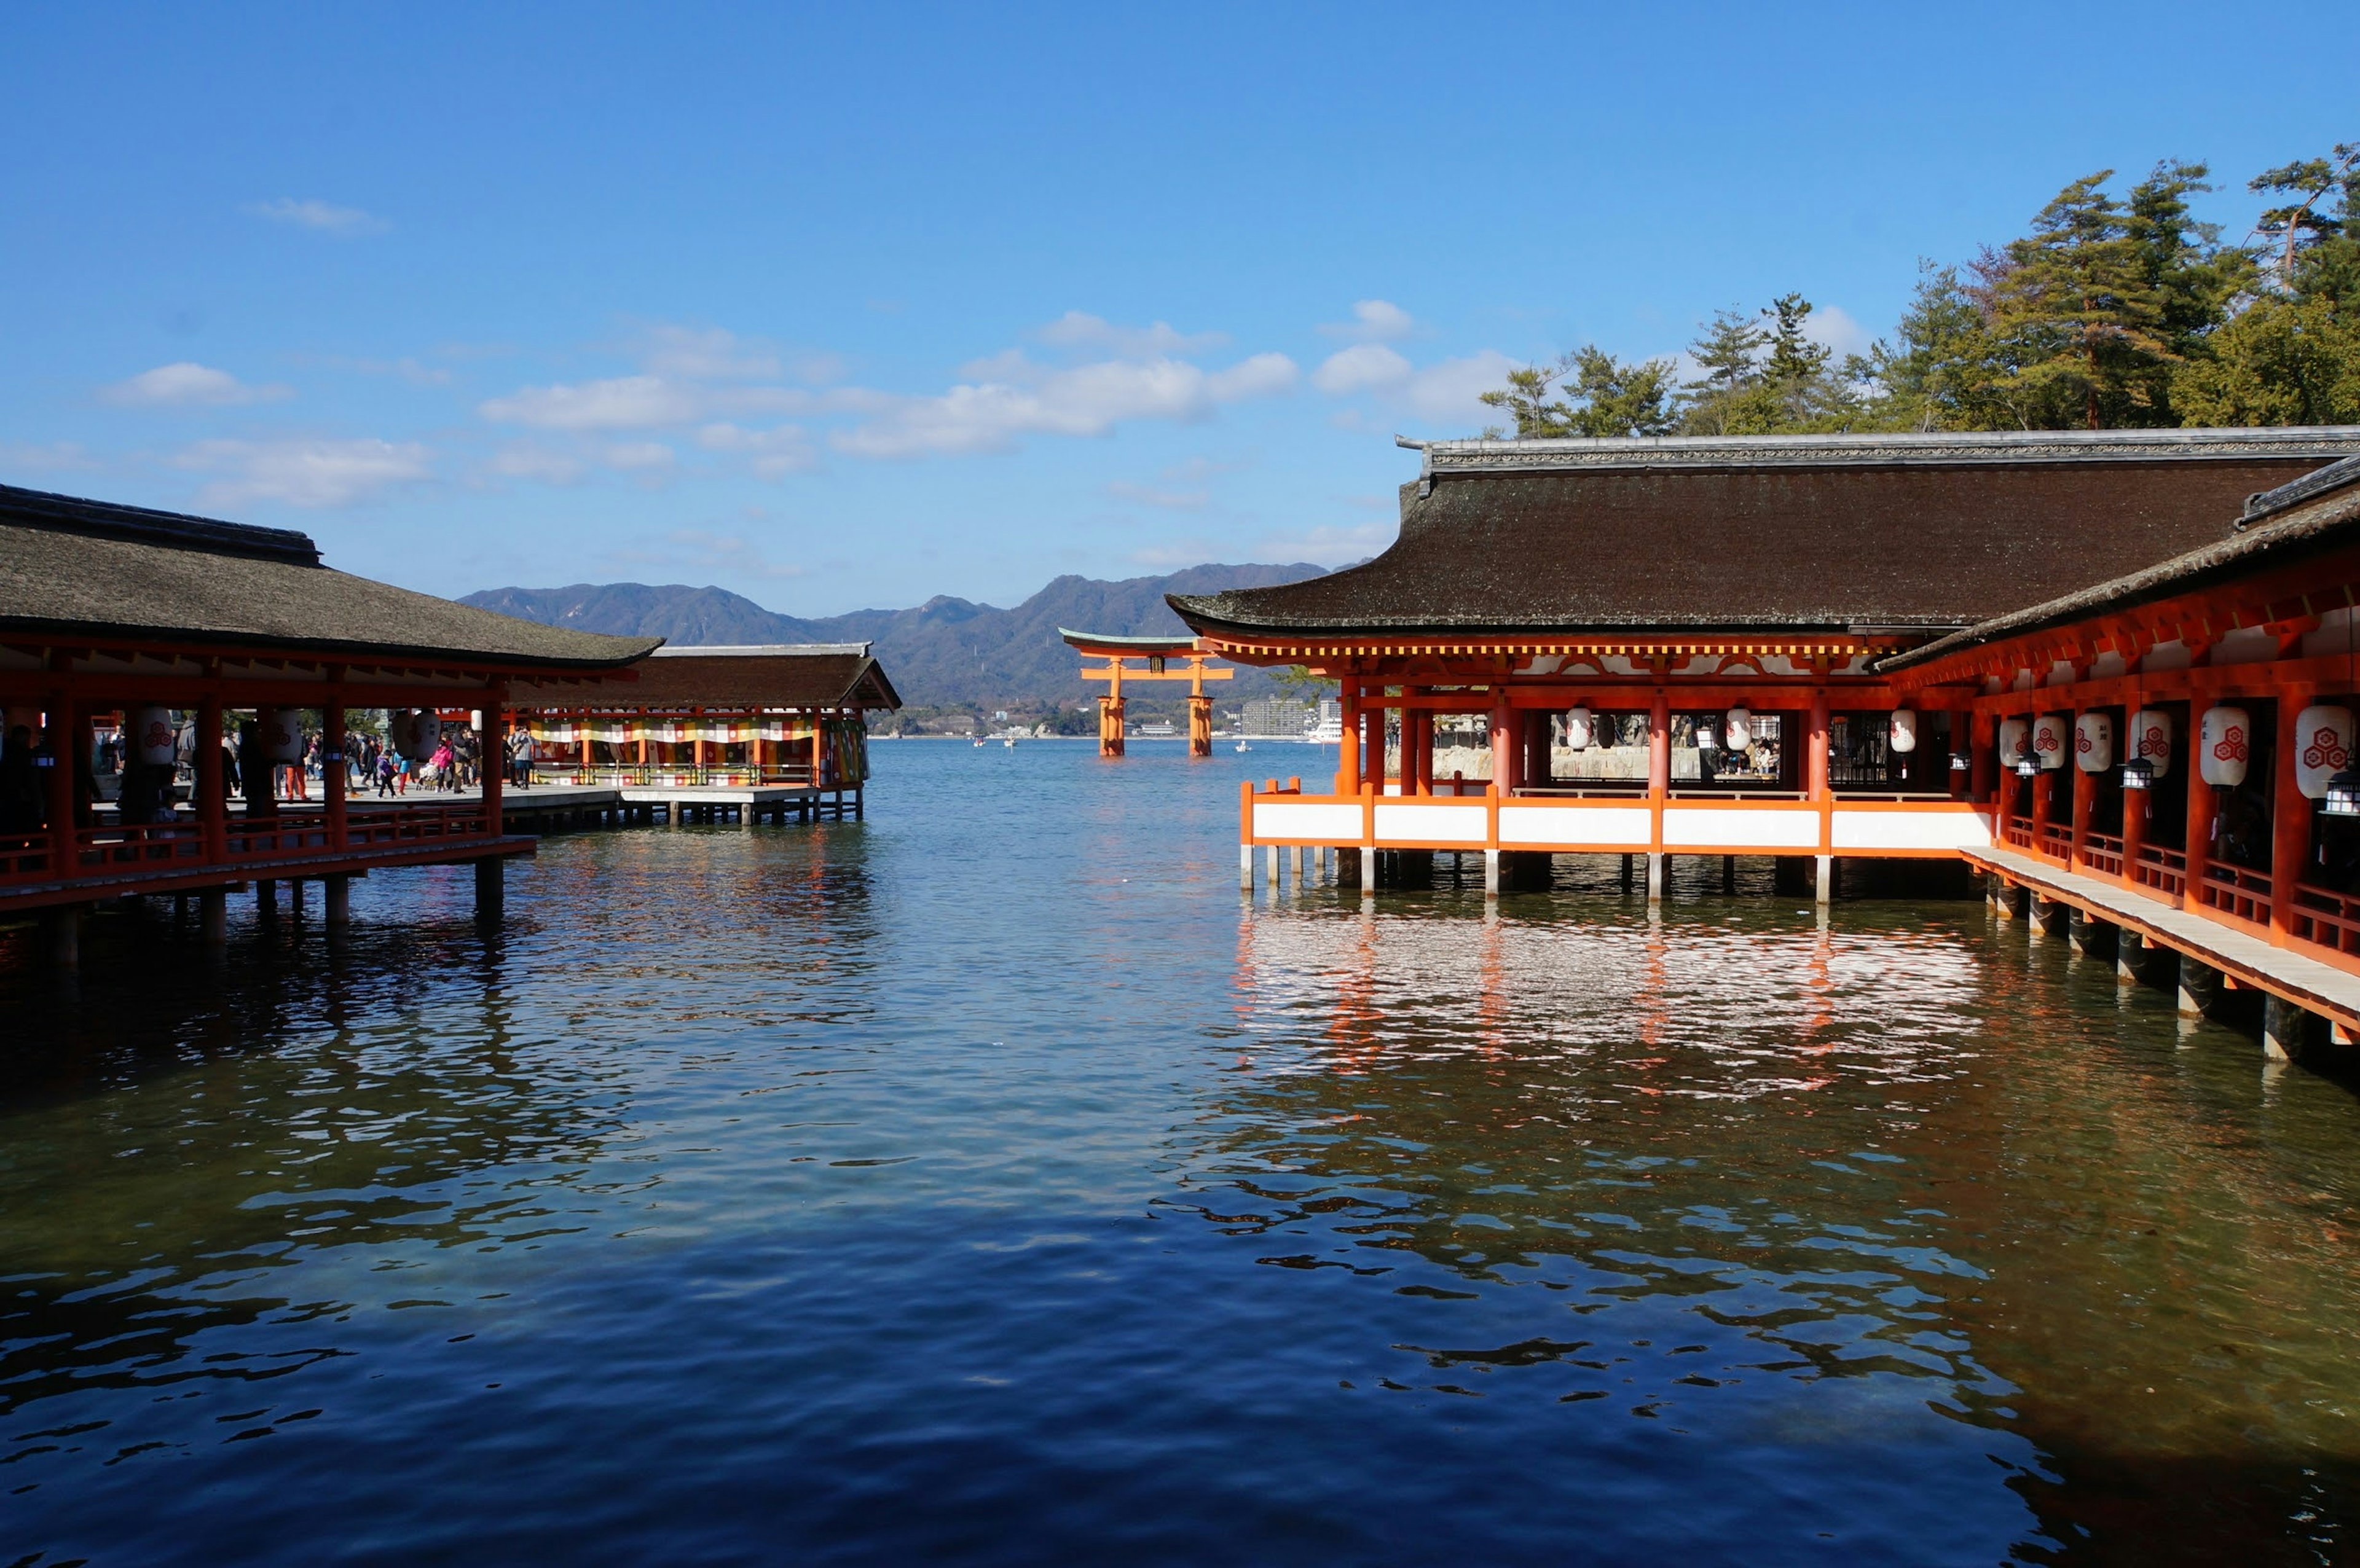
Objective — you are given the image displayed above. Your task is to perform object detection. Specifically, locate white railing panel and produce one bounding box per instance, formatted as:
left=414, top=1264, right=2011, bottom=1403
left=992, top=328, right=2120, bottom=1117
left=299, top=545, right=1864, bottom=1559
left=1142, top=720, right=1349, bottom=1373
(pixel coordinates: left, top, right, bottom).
left=1662, top=807, right=1821, bottom=850
left=1831, top=806, right=1994, bottom=851
left=1252, top=801, right=1366, bottom=841
left=1499, top=804, right=1651, bottom=848
left=1374, top=802, right=1489, bottom=844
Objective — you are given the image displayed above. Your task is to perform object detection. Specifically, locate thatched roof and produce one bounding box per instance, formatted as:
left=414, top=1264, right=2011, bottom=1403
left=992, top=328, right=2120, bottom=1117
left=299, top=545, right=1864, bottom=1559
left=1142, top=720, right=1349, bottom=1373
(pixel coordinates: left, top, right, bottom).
left=512, top=644, right=902, bottom=710
left=1883, top=455, right=2360, bottom=672
left=0, top=482, right=661, bottom=671
left=1171, top=428, right=2360, bottom=639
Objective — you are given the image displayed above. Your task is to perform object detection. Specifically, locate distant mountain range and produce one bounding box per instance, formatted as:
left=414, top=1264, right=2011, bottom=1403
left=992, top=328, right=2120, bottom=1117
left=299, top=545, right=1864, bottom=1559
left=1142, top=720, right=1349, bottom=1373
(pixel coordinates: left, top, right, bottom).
left=462, top=563, right=1327, bottom=709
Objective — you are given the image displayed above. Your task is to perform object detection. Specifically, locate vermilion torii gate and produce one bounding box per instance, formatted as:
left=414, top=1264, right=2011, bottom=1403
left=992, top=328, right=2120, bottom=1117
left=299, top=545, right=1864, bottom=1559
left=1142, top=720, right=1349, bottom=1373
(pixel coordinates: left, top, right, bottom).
left=1060, top=629, right=1233, bottom=758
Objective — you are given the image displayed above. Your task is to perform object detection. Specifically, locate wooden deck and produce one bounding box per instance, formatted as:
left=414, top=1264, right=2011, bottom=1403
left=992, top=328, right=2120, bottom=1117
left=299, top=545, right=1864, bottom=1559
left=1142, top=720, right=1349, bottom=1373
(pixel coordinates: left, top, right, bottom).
left=1967, top=844, right=2360, bottom=1035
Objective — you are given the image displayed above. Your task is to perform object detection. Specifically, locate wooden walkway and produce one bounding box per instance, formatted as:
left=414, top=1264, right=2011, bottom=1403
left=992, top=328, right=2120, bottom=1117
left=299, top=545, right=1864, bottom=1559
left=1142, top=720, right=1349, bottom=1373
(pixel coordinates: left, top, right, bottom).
left=1967, top=844, right=2360, bottom=1035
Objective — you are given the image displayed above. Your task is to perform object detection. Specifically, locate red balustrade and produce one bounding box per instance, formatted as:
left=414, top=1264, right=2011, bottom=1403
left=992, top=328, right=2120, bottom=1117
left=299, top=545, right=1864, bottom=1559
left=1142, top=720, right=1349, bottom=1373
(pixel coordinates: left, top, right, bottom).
left=2293, top=882, right=2360, bottom=959
left=2198, top=858, right=2273, bottom=926
left=2002, top=815, right=2034, bottom=850
left=2133, top=844, right=2187, bottom=898
left=2079, top=831, right=2125, bottom=878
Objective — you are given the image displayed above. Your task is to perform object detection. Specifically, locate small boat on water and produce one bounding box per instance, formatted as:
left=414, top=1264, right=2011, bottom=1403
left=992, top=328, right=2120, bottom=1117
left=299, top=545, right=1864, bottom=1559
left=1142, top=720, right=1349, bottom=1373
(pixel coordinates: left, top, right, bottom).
left=1003, top=737, right=1015, bottom=748
left=972, top=738, right=986, bottom=747
left=1234, top=740, right=1250, bottom=753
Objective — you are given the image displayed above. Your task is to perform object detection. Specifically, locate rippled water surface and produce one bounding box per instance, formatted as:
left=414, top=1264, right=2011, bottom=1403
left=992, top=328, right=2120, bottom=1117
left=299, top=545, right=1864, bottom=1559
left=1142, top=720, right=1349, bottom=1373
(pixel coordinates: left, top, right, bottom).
left=6, top=742, right=2360, bottom=1565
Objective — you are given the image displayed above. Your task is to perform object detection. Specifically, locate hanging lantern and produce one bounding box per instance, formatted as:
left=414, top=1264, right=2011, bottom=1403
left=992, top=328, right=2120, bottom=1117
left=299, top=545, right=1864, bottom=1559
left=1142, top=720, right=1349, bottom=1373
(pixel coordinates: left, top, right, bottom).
left=2073, top=711, right=2112, bottom=773
left=1999, top=717, right=2031, bottom=770
left=407, top=711, right=442, bottom=761
left=1724, top=706, right=1751, bottom=750
left=2032, top=713, right=2067, bottom=770
left=1889, top=708, right=1918, bottom=754
left=259, top=708, right=303, bottom=762
left=2198, top=705, right=2249, bottom=788
left=2122, top=757, right=2155, bottom=791
left=1567, top=706, right=1592, bottom=751
left=2129, top=708, right=2173, bottom=780
left=2295, top=704, right=2355, bottom=800
left=2327, top=767, right=2360, bottom=817
left=1950, top=751, right=1970, bottom=773
left=130, top=705, right=177, bottom=766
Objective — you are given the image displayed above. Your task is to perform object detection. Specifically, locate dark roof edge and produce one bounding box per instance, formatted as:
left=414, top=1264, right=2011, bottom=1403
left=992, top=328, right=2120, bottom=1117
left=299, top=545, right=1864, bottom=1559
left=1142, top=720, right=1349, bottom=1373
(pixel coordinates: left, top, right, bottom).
left=0, top=613, right=663, bottom=672
left=1883, top=474, right=2360, bottom=675
left=1396, top=425, right=2360, bottom=477
left=2240, top=454, right=2360, bottom=525
left=1166, top=594, right=1940, bottom=641
left=0, top=481, right=321, bottom=565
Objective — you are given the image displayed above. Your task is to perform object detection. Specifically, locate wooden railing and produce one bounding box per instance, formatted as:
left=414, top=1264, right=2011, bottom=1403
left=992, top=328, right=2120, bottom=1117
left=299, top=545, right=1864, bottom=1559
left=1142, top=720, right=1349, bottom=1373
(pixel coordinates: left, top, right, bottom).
left=2133, top=844, right=2187, bottom=897
left=2079, top=831, right=2125, bottom=878
left=552, top=764, right=827, bottom=788
left=2039, top=821, right=2072, bottom=861
left=2293, top=883, right=2360, bottom=959
left=2199, top=858, right=2273, bottom=925
left=1, top=801, right=500, bottom=899
left=2003, top=815, right=2034, bottom=850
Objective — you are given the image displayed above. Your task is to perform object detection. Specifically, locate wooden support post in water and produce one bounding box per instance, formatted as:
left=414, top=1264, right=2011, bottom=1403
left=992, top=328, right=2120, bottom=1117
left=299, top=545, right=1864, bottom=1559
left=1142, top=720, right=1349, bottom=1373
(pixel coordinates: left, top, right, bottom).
left=326, top=875, right=351, bottom=928
left=475, top=857, right=505, bottom=923
left=200, top=888, right=227, bottom=947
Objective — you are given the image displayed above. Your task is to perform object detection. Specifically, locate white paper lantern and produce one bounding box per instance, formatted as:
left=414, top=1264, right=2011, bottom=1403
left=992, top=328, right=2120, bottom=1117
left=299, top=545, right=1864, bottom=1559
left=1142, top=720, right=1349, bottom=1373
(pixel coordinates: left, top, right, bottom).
left=2032, top=713, right=2068, bottom=771
left=130, top=706, right=177, bottom=766
left=1999, top=716, right=2032, bottom=769
left=1724, top=707, right=1750, bottom=750
left=407, top=711, right=442, bottom=761
left=1889, top=708, right=1918, bottom=754
left=1567, top=706, right=1592, bottom=751
left=259, top=708, right=303, bottom=762
left=2295, top=704, right=2356, bottom=800
left=2129, top=708, right=2173, bottom=780
left=2073, top=711, right=2112, bottom=773
left=2198, top=705, right=2250, bottom=788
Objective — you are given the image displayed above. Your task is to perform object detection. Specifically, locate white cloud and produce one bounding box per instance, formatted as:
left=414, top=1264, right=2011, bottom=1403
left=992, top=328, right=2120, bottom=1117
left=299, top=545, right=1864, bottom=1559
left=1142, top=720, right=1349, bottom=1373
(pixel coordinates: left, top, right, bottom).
left=479, top=375, right=704, bottom=431
left=607, top=528, right=804, bottom=582
left=104, top=362, right=291, bottom=408
left=1256, top=520, right=1396, bottom=566
left=1036, top=312, right=1227, bottom=358
left=0, top=441, right=96, bottom=472
left=1312, top=345, right=1516, bottom=427
left=696, top=421, right=817, bottom=478
left=1106, top=480, right=1208, bottom=510
left=245, top=197, right=388, bottom=237
left=1311, top=343, right=1412, bottom=395
left=1321, top=299, right=1415, bottom=342
left=178, top=437, right=430, bottom=508
left=487, top=445, right=585, bottom=485
left=833, top=352, right=1296, bottom=459
left=640, top=324, right=781, bottom=381
left=604, top=441, right=675, bottom=472
left=1808, top=304, right=1870, bottom=359
left=1399, top=351, right=1519, bottom=422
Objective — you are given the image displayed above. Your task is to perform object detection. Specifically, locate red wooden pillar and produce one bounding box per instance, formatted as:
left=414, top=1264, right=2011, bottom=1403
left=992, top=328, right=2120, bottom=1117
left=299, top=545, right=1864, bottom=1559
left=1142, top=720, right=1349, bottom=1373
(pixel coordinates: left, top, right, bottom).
left=2186, top=715, right=2217, bottom=899
left=2069, top=713, right=2094, bottom=869
left=2031, top=764, right=2054, bottom=859
left=323, top=702, right=347, bottom=848
left=1368, top=696, right=1389, bottom=794
left=1649, top=690, right=1672, bottom=797
left=2271, top=693, right=2312, bottom=940
left=1337, top=688, right=1361, bottom=795
left=479, top=689, right=504, bottom=833
left=196, top=694, right=226, bottom=863
left=2120, top=750, right=2146, bottom=888
left=1806, top=690, right=1829, bottom=798
left=1970, top=710, right=1995, bottom=804
left=44, top=694, right=77, bottom=840
left=1491, top=698, right=1516, bottom=797
left=811, top=712, right=825, bottom=788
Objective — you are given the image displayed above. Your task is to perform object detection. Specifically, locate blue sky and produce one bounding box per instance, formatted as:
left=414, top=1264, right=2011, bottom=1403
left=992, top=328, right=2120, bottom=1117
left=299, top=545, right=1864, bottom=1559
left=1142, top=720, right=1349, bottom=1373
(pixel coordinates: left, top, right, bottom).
left=1, top=2, right=2349, bottom=614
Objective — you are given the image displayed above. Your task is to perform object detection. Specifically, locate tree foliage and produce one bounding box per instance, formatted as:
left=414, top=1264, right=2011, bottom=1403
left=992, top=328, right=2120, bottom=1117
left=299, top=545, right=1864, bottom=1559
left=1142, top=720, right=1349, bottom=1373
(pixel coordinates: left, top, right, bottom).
left=1479, top=142, right=2358, bottom=435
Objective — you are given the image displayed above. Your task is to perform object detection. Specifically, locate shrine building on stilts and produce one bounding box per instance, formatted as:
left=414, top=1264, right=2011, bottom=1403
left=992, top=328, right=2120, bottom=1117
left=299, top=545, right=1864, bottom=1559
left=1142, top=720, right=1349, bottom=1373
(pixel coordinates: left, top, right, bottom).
left=1173, top=426, right=2360, bottom=1052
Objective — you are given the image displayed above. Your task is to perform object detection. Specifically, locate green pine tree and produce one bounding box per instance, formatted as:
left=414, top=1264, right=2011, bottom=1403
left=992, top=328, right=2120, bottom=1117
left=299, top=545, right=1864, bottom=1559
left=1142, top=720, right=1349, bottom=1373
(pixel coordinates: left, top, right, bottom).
left=1985, top=171, right=2182, bottom=428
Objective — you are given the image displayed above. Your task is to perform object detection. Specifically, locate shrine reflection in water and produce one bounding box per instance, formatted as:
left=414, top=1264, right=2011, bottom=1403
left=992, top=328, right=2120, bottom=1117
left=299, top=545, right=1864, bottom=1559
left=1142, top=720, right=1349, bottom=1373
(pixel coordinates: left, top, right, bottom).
left=1, top=743, right=2357, bottom=1565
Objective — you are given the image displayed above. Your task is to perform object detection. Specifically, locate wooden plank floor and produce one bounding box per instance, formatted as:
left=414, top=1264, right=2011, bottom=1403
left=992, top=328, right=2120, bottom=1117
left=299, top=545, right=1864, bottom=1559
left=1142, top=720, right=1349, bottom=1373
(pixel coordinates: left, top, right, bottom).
left=1967, top=844, right=2360, bottom=1030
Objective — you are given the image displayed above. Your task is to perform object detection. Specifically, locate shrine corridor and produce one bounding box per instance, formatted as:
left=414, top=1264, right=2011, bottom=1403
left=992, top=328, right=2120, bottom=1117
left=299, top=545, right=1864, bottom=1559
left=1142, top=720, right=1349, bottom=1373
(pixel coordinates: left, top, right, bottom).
left=4, top=741, right=2359, bottom=1564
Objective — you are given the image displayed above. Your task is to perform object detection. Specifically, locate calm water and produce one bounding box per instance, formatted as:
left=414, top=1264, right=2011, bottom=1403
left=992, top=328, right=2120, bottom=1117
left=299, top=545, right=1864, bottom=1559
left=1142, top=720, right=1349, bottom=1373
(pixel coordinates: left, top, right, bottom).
left=4, top=742, right=2360, bottom=1565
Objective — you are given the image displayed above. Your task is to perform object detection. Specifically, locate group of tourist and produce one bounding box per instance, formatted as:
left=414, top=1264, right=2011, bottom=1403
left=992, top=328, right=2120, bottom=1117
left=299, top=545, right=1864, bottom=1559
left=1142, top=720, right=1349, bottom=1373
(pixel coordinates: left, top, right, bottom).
left=0, top=712, right=503, bottom=831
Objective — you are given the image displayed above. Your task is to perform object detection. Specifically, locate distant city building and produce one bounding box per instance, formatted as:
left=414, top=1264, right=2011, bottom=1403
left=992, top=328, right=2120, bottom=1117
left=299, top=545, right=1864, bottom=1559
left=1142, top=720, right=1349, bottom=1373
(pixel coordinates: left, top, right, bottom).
left=1241, top=697, right=1309, bottom=739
